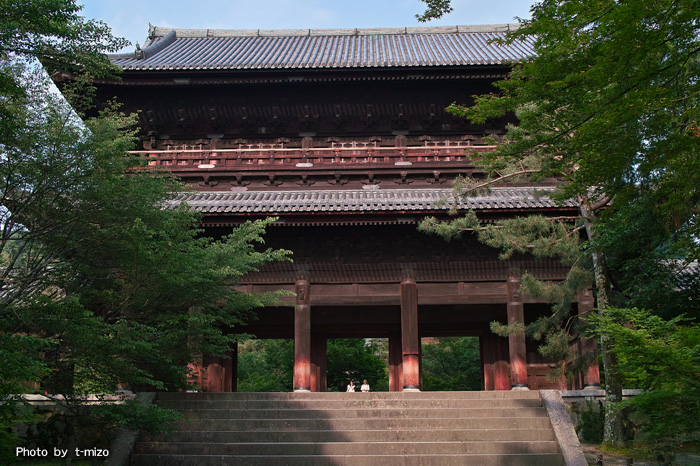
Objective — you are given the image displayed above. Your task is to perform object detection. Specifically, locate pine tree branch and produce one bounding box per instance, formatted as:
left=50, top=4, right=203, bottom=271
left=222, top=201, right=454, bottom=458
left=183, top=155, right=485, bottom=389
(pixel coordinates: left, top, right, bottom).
left=455, top=169, right=541, bottom=196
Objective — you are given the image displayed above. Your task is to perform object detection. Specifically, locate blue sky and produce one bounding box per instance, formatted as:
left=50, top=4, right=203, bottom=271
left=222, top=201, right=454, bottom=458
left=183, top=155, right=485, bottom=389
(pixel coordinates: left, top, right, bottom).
left=80, top=0, right=533, bottom=52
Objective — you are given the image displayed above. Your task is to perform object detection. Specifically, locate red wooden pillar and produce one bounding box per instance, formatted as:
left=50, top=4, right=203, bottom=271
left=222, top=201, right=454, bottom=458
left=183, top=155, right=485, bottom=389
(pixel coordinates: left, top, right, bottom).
left=388, top=332, right=403, bottom=392
left=507, top=270, right=528, bottom=389
left=481, top=333, right=494, bottom=390
left=202, top=350, right=234, bottom=392
left=494, top=335, right=511, bottom=391
left=232, top=341, right=238, bottom=392
left=482, top=332, right=511, bottom=390
left=294, top=279, right=311, bottom=392
left=310, top=335, right=327, bottom=392
left=401, top=277, right=420, bottom=391
left=578, top=289, right=601, bottom=388
left=319, top=338, right=327, bottom=392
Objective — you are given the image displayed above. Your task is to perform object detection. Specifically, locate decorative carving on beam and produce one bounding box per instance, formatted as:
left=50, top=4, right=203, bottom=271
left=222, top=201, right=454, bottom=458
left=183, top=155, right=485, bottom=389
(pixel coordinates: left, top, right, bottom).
left=263, top=174, right=283, bottom=187
left=295, top=174, right=315, bottom=186
left=327, top=173, right=348, bottom=186
left=427, top=170, right=446, bottom=184
left=393, top=171, right=413, bottom=185
left=197, top=174, right=218, bottom=188
left=232, top=174, right=250, bottom=187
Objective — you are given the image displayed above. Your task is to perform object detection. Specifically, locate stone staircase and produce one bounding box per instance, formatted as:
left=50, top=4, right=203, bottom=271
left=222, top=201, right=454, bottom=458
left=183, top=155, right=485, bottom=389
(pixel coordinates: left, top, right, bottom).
left=131, top=391, right=565, bottom=465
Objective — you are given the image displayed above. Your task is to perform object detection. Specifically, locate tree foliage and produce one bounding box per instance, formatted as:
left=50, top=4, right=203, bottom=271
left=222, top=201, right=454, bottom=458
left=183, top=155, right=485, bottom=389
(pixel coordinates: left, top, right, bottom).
left=0, top=0, right=127, bottom=82
left=0, top=0, right=127, bottom=147
left=0, top=2, right=291, bottom=454
left=419, top=0, right=700, bottom=447
left=237, top=339, right=389, bottom=392
left=0, top=63, right=290, bottom=458
left=416, top=0, right=453, bottom=23
left=422, top=337, right=482, bottom=391
left=237, top=340, right=294, bottom=392
left=326, top=339, right=388, bottom=392
left=588, top=309, right=700, bottom=464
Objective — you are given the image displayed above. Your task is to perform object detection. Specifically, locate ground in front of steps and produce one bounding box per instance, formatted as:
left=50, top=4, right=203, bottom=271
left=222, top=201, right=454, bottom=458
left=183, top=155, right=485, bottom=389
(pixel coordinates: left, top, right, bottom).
left=581, top=443, right=700, bottom=465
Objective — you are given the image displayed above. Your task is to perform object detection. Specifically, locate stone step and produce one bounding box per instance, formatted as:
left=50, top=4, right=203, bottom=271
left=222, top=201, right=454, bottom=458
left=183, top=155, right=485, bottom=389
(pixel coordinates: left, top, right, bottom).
left=130, top=453, right=564, bottom=466
left=141, top=428, right=556, bottom=443
left=155, top=390, right=542, bottom=401
left=133, top=391, right=566, bottom=466
left=170, top=416, right=552, bottom=431
left=134, top=440, right=560, bottom=456
left=172, top=406, right=548, bottom=419
left=155, top=397, right=544, bottom=410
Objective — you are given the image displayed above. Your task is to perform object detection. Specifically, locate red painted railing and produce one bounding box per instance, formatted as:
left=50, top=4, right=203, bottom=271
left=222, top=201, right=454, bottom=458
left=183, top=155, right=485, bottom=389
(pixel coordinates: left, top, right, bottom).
left=129, top=141, right=496, bottom=171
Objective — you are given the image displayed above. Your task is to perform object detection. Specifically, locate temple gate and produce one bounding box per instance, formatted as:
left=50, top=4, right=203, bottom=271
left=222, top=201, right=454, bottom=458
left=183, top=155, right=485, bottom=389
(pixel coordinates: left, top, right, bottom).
left=86, top=24, right=601, bottom=392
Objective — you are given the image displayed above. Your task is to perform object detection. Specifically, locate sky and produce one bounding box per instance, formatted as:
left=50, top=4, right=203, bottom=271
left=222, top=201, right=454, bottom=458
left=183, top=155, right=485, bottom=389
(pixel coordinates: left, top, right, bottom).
left=80, top=0, right=533, bottom=52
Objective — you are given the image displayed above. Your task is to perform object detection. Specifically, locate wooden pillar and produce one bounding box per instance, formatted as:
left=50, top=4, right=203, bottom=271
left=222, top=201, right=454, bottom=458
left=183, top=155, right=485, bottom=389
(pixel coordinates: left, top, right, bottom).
left=494, top=335, right=511, bottom=391
left=388, top=333, right=403, bottom=392
left=319, top=338, right=327, bottom=392
left=310, top=335, right=318, bottom=392
left=310, top=335, right=327, bottom=392
left=232, top=341, right=238, bottom=393
left=294, top=279, right=311, bottom=392
left=418, top=336, right=424, bottom=391
left=482, top=332, right=510, bottom=390
left=202, top=351, right=233, bottom=392
left=401, top=277, right=420, bottom=391
left=578, top=289, right=601, bottom=388
left=481, top=334, right=494, bottom=390
left=507, top=270, right=528, bottom=389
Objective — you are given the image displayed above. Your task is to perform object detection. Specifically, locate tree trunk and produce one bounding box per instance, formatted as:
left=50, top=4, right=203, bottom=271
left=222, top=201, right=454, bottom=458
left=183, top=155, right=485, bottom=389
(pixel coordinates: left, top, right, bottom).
left=579, top=196, right=624, bottom=447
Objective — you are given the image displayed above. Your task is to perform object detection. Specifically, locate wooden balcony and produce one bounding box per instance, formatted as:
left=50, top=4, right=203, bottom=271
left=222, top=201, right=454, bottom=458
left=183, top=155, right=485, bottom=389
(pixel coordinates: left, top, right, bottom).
left=130, top=141, right=496, bottom=173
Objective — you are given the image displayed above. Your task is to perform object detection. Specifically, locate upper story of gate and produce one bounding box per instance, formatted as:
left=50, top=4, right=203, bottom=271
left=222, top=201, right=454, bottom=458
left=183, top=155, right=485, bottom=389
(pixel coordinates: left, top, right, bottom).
left=91, top=24, right=534, bottom=191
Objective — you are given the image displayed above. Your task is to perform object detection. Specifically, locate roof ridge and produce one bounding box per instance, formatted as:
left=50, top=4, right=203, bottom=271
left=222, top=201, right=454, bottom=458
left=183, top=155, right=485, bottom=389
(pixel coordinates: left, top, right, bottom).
left=147, top=24, right=520, bottom=39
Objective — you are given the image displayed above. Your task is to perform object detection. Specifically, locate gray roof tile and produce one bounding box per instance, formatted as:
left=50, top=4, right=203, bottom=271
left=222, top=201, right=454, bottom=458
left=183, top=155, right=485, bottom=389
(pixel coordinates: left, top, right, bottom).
left=112, top=24, right=532, bottom=71
left=166, top=187, right=574, bottom=214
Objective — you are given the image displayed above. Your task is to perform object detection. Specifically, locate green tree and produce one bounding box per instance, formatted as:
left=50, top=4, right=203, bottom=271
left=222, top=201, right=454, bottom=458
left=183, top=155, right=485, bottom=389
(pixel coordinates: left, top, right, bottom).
left=237, top=340, right=294, bottom=392
left=0, top=63, right=290, bottom=459
left=419, top=0, right=700, bottom=446
left=416, top=0, right=453, bottom=22
left=422, top=337, right=482, bottom=391
left=327, top=339, right=388, bottom=392
left=589, top=309, right=700, bottom=465
left=237, top=339, right=389, bottom=392
left=0, top=1, right=291, bottom=458
left=0, top=0, right=127, bottom=143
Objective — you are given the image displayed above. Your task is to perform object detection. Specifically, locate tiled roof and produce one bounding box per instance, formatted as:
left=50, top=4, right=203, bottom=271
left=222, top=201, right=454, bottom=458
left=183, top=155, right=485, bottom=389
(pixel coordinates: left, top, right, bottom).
left=167, top=187, right=575, bottom=214
left=111, top=24, right=533, bottom=71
